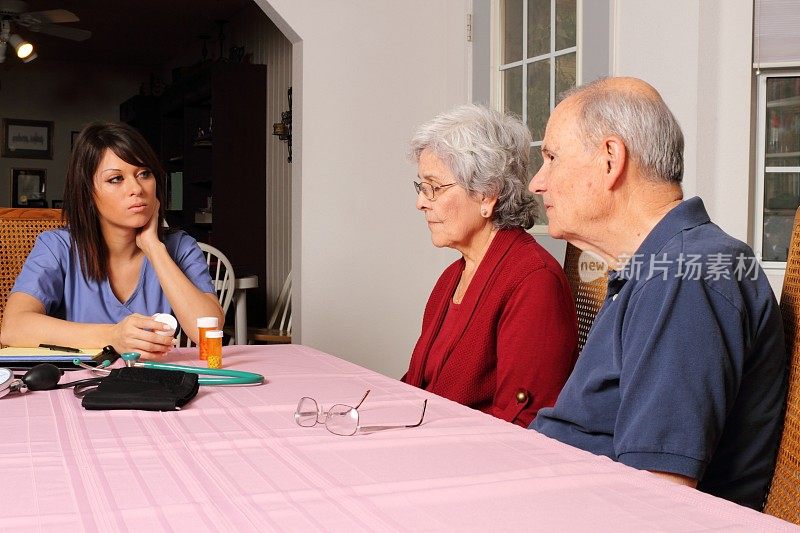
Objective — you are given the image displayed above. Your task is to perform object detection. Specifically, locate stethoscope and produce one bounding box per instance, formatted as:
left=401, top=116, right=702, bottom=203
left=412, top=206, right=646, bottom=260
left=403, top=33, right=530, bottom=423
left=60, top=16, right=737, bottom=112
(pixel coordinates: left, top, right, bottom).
left=0, top=347, right=264, bottom=399
left=73, top=351, right=264, bottom=386
left=0, top=363, right=102, bottom=397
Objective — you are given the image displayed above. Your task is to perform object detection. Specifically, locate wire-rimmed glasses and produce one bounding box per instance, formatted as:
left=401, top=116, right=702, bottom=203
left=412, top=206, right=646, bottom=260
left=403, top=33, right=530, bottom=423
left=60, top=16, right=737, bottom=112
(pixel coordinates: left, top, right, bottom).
left=413, top=181, right=456, bottom=201
left=294, top=390, right=428, bottom=436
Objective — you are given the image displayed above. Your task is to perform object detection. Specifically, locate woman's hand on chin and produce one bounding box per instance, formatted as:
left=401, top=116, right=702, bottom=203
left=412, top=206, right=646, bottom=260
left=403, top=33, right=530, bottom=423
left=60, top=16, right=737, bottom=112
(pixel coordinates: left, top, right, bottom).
left=135, top=199, right=162, bottom=256
left=111, top=313, right=174, bottom=360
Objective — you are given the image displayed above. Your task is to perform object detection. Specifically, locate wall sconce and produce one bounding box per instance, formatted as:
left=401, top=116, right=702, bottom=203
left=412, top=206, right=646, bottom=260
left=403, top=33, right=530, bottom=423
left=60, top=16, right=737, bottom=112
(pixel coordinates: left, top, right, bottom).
left=272, top=87, right=292, bottom=163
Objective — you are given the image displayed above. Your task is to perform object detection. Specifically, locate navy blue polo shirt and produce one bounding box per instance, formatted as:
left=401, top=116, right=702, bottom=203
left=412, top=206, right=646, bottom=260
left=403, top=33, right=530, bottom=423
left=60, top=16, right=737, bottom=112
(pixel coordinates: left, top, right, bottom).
left=531, top=197, right=787, bottom=509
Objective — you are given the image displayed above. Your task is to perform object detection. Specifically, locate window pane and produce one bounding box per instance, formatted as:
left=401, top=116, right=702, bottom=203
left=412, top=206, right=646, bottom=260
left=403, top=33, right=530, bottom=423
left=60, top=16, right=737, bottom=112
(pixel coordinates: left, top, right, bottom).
left=530, top=145, right=544, bottom=172
left=555, top=0, right=577, bottom=50
left=527, top=59, right=550, bottom=140
left=504, top=66, right=523, bottom=118
left=527, top=0, right=550, bottom=58
left=763, top=173, right=800, bottom=262
left=765, top=77, right=800, bottom=167
left=529, top=145, right=547, bottom=225
left=555, top=52, right=576, bottom=101
left=503, top=0, right=524, bottom=64
left=766, top=153, right=800, bottom=167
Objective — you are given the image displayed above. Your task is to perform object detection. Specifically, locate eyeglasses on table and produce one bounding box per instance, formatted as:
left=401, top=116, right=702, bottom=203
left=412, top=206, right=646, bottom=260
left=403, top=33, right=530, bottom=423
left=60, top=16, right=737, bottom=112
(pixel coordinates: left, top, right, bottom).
left=294, top=389, right=427, bottom=436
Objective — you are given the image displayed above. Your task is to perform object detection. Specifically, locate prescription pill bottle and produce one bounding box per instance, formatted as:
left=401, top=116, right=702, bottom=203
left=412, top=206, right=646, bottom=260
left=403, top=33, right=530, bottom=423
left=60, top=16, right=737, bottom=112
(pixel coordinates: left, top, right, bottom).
left=206, top=330, right=224, bottom=369
left=197, top=317, right=219, bottom=360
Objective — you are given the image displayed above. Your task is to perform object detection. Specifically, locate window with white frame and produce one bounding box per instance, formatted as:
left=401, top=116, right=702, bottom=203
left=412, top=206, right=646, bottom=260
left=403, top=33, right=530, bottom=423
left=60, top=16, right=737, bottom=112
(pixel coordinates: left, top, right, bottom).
left=752, top=0, right=800, bottom=267
left=754, top=72, right=800, bottom=266
left=498, top=0, right=577, bottom=226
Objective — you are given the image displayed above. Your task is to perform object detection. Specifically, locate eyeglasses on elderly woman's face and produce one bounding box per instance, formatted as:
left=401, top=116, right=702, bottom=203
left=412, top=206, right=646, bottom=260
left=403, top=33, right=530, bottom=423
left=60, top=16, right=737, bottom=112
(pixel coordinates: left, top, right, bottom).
left=413, top=181, right=457, bottom=201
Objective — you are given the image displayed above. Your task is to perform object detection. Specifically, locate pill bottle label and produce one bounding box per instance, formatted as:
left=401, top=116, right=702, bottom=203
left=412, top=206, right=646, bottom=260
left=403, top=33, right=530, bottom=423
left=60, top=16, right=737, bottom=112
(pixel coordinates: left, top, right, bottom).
left=206, top=330, right=223, bottom=369
left=197, top=317, right=219, bottom=361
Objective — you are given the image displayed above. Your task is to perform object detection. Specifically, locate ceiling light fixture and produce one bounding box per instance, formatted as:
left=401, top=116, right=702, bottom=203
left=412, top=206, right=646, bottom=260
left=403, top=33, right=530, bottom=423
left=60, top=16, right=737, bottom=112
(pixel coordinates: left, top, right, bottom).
left=0, top=1, right=91, bottom=64
left=8, top=33, right=32, bottom=58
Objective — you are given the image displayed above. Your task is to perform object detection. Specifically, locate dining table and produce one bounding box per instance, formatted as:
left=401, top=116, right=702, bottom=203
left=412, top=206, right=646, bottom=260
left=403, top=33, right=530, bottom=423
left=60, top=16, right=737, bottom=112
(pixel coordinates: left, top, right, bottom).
left=1, top=344, right=796, bottom=532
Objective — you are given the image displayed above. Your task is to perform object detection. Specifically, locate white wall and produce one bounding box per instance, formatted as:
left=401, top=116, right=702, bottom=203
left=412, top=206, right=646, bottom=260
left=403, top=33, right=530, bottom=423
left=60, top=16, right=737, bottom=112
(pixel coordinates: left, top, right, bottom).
left=612, top=1, right=702, bottom=203
left=258, top=0, right=471, bottom=378
left=612, top=1, right=782, bottom=295
left=0, top=60, right=147, bottom=207
left=611, top=0, right=753, bottom=243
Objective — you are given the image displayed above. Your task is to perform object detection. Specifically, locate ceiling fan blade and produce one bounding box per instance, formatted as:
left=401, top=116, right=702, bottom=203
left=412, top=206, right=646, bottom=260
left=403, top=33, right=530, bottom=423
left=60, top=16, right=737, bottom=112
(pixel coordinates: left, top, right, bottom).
left=19, top=9, right=80, bottom=25
left=31, top=23, right=91, bottom=41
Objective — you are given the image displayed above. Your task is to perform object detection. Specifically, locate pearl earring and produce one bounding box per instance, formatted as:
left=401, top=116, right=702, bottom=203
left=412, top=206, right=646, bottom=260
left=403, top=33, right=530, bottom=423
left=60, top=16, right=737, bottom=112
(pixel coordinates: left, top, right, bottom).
left=481, top=209, right=488, bottom=217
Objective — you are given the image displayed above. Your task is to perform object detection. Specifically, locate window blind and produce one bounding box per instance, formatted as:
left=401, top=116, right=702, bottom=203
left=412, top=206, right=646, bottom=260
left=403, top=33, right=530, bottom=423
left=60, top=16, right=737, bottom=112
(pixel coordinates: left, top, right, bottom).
left=754, top=0, right=800, bottom=68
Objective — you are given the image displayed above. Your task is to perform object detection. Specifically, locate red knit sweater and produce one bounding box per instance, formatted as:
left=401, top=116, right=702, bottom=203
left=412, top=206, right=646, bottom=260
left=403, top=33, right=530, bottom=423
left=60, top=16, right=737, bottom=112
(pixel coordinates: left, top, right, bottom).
left=403, top=227, right=578, bottom=427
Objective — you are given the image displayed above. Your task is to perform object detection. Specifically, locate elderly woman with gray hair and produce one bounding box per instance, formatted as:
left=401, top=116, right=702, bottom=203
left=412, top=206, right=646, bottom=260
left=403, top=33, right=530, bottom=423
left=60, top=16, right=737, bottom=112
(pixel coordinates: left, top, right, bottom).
left=402, top=104, right=578, bottom=427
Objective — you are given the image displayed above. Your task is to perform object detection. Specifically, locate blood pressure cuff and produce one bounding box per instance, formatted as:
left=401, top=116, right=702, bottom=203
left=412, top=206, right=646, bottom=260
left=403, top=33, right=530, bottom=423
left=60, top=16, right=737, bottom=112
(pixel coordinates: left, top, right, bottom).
left=81, top=367, right=199, bottom=411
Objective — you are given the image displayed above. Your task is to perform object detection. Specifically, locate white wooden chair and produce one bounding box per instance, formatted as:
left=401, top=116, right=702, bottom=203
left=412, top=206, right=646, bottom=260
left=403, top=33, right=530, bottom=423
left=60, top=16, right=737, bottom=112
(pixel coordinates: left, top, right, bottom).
left=178, top=242, right=236, bottom=347
left=249, top=271, right=292, bottom=344
left=198, top=242, right=236, bottom=314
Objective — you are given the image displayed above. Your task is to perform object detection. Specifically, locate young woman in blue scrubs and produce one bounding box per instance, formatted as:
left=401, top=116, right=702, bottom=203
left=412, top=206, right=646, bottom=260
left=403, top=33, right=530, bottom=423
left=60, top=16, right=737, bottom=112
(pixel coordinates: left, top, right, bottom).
left=0, top=122, right=224, bottom=359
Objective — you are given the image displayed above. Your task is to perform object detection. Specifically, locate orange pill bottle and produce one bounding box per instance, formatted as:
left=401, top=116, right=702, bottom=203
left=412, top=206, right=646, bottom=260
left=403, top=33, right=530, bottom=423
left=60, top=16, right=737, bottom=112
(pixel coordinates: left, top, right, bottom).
left=206, top=330, right=224, bottom=369
left=197, top=317, right=219, bottom=360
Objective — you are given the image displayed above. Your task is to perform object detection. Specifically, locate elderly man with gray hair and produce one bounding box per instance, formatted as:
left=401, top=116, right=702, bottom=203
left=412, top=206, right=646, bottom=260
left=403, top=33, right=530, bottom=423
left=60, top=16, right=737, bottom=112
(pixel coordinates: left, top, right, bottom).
left=528, top=77, right=787, bottom=510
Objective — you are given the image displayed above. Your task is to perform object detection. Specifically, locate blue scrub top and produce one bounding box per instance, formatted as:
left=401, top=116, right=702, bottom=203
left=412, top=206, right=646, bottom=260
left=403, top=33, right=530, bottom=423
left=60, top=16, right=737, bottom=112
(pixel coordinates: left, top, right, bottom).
left=11, top=228, right=216, bottom=323
left=531, top=197, right=787, bottom=510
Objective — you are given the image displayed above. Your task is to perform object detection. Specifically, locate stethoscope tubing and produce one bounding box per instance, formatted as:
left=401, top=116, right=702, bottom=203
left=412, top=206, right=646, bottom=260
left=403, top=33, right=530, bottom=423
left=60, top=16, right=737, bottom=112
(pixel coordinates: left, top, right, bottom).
left=75, top=359, right=264, bottom=386
left=138, top=360, right=264, bottom=383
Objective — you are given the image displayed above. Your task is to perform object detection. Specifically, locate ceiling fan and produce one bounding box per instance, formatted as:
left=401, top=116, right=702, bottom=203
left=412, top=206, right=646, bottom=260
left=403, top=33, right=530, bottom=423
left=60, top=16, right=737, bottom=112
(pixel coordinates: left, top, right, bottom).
left=0, top=0, right=91, bottom=63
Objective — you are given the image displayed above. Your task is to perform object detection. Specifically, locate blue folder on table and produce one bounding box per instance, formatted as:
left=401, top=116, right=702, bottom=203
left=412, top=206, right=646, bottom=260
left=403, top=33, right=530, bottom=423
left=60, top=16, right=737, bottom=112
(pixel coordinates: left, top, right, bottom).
left=0, top=347, right=101, bottom=369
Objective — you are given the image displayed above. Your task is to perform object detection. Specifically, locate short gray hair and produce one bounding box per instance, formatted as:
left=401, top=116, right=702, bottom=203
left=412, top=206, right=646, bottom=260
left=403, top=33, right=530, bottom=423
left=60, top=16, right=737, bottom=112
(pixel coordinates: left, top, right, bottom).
left=409, top=103, right=538, bottom=229
left=562, top=78, right=684, bottom=183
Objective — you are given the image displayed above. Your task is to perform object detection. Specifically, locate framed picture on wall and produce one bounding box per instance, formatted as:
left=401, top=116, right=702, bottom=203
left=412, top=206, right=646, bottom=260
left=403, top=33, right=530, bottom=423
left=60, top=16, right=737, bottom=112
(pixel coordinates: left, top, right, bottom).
left=2, top=118, right=54, bottom=159
left=11, top=168, right=47, bottom=207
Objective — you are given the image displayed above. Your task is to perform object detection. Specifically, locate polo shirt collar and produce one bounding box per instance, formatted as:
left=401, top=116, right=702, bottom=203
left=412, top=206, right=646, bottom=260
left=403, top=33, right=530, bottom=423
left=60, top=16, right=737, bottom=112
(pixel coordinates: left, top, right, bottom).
left=609, top=196, right=710, bottom=284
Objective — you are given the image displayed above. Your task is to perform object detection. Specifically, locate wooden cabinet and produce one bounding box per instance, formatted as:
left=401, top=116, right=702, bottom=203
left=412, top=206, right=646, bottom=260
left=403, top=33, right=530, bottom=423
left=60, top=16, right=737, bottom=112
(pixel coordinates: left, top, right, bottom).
left=120, top=62, right=268, bottom=325
left=119, top=95, right=160, bottom=152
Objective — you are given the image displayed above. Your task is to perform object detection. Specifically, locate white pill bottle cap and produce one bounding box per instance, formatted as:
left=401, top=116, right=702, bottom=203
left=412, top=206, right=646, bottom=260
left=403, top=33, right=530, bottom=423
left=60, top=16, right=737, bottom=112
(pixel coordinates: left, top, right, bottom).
left=197, top=317, right=219, bottom=328
left=152, top=313, right=178, bottom=336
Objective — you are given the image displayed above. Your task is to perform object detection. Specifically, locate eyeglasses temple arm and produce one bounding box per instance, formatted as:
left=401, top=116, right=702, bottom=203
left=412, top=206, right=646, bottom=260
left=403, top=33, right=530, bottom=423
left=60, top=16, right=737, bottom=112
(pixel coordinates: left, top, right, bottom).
left=356, top=399, right=428, bottom=432
left=406, top=399, right=427, bottom=427
left=353, top=389, right=371, bottom=409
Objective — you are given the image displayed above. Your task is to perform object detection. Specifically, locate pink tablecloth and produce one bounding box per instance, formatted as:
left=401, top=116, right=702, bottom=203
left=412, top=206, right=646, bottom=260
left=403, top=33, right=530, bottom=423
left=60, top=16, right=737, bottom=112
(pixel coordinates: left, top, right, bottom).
left=1, top=345, right=795, bottom=532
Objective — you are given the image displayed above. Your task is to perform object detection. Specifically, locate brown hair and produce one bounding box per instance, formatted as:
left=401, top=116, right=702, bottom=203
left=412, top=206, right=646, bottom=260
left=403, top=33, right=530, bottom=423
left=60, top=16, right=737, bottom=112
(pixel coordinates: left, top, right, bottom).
left=63, top=121, right=167, bottom=281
